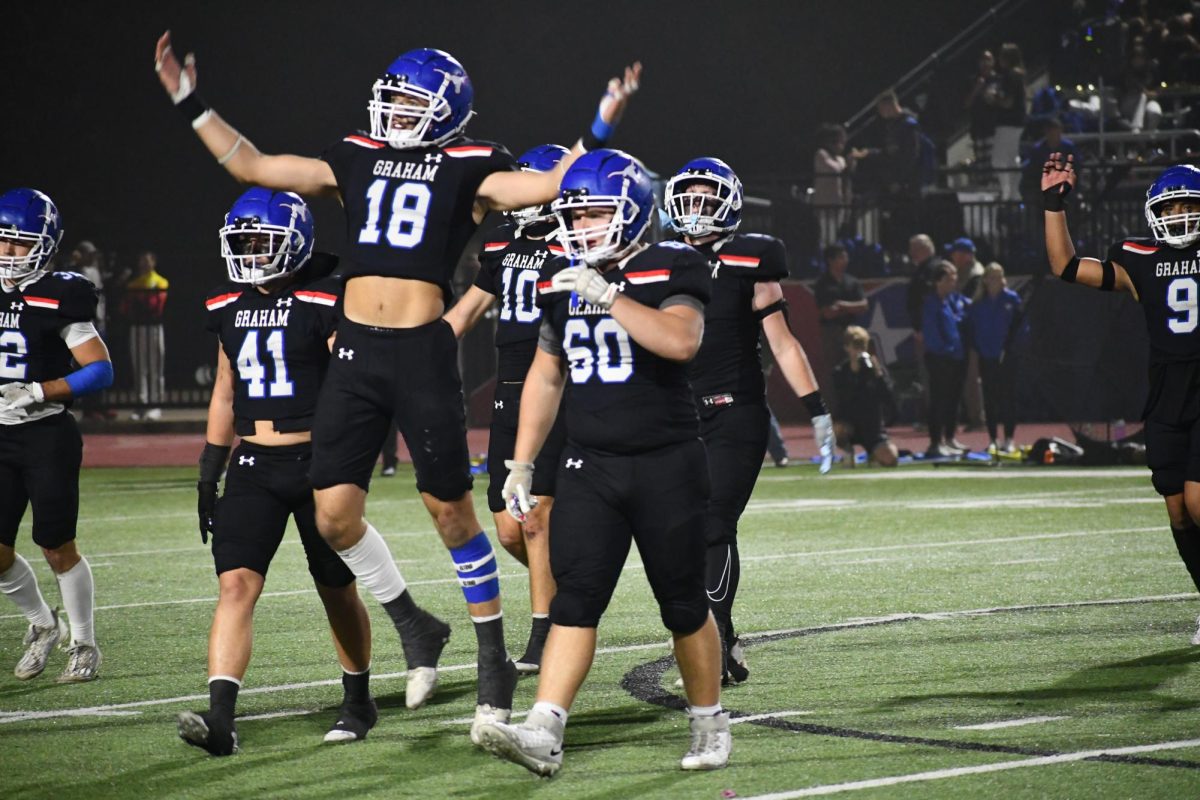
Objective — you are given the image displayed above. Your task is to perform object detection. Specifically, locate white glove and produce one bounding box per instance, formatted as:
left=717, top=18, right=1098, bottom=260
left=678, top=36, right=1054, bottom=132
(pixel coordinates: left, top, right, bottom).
left=0, top=382, right=44, bottom=412
left=550, top=266, right=620, bottom=309
left=502, top=460, right=538, bottom=522
left=813, top=413, right=835, bottom=475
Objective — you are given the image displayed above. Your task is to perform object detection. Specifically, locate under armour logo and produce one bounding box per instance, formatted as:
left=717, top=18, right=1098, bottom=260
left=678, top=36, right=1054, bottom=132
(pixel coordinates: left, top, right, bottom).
left=239, top=455, right=255, bottom=466
left=10, top=302, right=22, bottom=310
left=425, top=153, right=444, bottom=164
left=435, top=68, right=468, bottom=94
left=494, top=400, right=504, bottom=409
left=276, top=297, right=293, bottom=308
left=338, top=348, right=354, bottom=360
left=565, top=458, right=583, bottom=469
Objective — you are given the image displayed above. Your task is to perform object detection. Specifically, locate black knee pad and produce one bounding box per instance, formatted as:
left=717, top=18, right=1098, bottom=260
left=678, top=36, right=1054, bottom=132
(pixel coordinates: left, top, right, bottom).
left=658, top=595, right=709, bottom=635
left=549, top=589, right=604, bottom=629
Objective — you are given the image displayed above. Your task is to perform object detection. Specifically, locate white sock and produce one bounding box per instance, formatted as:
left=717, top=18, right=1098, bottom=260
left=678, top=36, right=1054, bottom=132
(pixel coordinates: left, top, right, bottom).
left=56, top=557, right=95, bottom=647
left=689, top=703, right=723, bottom=717
left=0, top=555, right=54, bottom=628
left=530, top=700, right=569, bottom=730
left=336, top=523, right=408, bottom=604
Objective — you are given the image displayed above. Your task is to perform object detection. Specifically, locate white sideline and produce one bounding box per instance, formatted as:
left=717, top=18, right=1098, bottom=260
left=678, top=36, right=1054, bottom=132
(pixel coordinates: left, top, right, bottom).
left=739, top=738, right=1200, bottom=799
left=953, top=715, right=1069, bottom=730
left=2, top=591, right=1195, bottom=725
left=759, top=467, right=1151, bottom=482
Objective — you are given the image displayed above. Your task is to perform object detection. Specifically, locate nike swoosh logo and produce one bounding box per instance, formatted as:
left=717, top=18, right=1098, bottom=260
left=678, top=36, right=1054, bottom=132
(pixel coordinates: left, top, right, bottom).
left=550, top=747, right=563, bottom=757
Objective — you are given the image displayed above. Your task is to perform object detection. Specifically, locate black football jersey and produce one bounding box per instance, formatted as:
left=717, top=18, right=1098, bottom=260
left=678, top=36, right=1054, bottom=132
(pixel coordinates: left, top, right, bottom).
left=321, top=133, right=516, bottom=297
left=205, top=275, right=341, bottom=435
left=536, top=241, right=712, bottom=454
left=684, top=233, right=789, bottom=405
left=474, top=220, right=565, bottom=381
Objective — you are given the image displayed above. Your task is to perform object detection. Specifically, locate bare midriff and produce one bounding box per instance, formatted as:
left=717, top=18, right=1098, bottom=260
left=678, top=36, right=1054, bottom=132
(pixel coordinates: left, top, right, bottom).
left=344, top=276, right=445, bottom=328
left=244, top=422, right=311, bottom=446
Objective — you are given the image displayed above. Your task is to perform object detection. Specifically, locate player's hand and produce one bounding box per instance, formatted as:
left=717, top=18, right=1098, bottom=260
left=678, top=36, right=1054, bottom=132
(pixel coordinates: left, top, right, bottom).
left=813, top=413, right=835, bottom=475
left=1041, top=152, right=1075, bottom=210
left=0, top=382, right=44, bottom=412
left=597, top=62, right=642, bottom=127
left=196, top=481, right=218, bottom=545
left=155, top=30, right=199, bottom=104
left=551, top=266, right=620, bottom=309
left=502, top=460, right=537, bottom=523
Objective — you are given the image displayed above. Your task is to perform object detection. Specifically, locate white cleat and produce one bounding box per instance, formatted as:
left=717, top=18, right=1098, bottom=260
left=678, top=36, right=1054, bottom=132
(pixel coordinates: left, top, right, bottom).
left=477, top=714, right=564, bottom=777
left=1191, top=615, right=1200, bottom=647
left=57, top=643, right=102, bottom=683
left=14, top=610, right=68, bottom=680
left=471, top=703, right=511, bottom=746
left=406, top=666, right=438, bottom=710
left=680, top=710, right=731, bottom=771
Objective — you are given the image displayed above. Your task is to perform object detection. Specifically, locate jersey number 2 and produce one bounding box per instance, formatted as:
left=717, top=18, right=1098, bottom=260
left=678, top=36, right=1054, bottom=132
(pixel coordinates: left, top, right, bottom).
left=1168, top=277, right=1199, bottom=333
left=0, top=331, right=27, bottom=380
left=358, top=180, right=432, bottom=249
left=236, top=330, right=293, bottom=398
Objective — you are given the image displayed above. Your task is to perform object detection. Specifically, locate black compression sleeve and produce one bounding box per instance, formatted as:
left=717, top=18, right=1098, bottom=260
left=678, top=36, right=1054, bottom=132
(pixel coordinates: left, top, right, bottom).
left=198, top=442, right=231, bottom=484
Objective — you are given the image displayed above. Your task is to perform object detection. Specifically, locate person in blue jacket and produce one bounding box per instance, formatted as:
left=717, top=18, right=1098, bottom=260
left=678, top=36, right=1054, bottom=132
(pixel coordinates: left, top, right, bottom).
left=969, top=263, right=1022, bottom=453
left=922, top=261, right=969, bottom=457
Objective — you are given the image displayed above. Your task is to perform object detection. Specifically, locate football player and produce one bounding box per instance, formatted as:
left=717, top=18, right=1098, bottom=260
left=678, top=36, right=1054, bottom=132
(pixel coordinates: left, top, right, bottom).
left=1043, top=155, right=1200, bottom=644
left=180, top=189, right=445, bottom=755
left=443, top=144, right=571, bottom=675
left=154, top=34, right=639, bottom=738
left=0, top=188, right=113, bottom=683
left=664, top=158, right=834, bottom=685
left=476, top=150, right=730, bottom=776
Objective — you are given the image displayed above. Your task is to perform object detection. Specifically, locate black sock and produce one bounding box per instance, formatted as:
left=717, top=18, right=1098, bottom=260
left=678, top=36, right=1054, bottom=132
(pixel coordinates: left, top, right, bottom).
left=474, top=615, right=508, bottom=668
left=382, top=590, right=421, bottom=633
left=528, top=615, right=551, bottom=644
left=705, top=542, right=740, bottom=642
left=209, top=678, right=239, bottom=721
left=342, top=669, right=371, bottom=704
left=1171, top=523, right=1200, bottom=593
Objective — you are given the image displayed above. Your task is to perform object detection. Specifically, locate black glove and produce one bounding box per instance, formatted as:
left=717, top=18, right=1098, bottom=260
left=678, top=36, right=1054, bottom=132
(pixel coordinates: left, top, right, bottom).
left=197, top=481, right=218, bottom=544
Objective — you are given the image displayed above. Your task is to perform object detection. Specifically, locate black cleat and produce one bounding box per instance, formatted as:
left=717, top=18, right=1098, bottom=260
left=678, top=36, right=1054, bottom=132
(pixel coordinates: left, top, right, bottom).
left=400, top=610, right=451, bottom=710
left=324, top=698, right=379, bottom=743
left=722, top=638, right=749, bottom=686
left=177, top=710, right=238, bottom=756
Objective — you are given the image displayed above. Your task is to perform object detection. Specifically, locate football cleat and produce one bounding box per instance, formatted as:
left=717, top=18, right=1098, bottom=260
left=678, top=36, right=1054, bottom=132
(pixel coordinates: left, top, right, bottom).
left=13, top=609, right=68, bottom=680
left=476, top=710, right=564, bottom=777
left=177, top=710, right=239, bottom=756
left=399, top=609, right=451, bottom=710
left=57, top=643, right=102, bottom=683
left=723, top=637, right=749, bottom=686
left=1191, top=614, right=1200, bottom=647
left=471, top=703, right=512, bottom=746
left=471, top=658, right=517, bottom=744
left=323, top=698, right=379, bottom=743
left=680, top=710, right=731, bottom=771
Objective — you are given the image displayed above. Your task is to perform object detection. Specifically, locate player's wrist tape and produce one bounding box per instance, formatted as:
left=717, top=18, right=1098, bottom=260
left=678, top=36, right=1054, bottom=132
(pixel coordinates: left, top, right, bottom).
left=1060, top=256, right=1080, bottom=283
left=198, top=442, right=231, bottom=484
left=581, top=110, right=615, bottom=151
left=1042, top=183, right=1071, bottom=213
left=176, top=93, right=210, bottom=129
left=800, top=391, right=829, bottom=417
left=63, top=361, right=113, bottom=397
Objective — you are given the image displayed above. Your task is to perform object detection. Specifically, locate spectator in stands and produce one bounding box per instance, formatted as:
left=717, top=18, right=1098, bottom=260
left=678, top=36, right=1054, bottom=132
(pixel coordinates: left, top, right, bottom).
left=968, top=263, right=1022, bottom=454
left=991, top=43, right=1028, bottom=200
left=922, top=261, right=969, bottom=457
left=833, top=325, right=899, bottom=467
left=964, top=49, right=999, bottom=178
left=905, top=234, right=938, bottom=339
left=812, top=124, right=869, bottom=246
left=814, top=243, right=868, bottom=405
left=1160, top=14, right=1200, bottom=84
left=120, top=251, right=169, bottom=421
left=1021, top=118, right=1080, bottom=203
left=1116, top=69, right=1163, bottom=132
left=867, top=92, right=929, bottom=257
left=947, top=238, right=985, bottom=432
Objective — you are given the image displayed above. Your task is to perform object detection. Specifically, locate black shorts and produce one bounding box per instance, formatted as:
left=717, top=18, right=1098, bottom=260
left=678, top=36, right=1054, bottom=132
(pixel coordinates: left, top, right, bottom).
left=0, top=412, right=82, bottom=550
left=214, top=441, right=354, bottom=587
left=845, top=413, right=889, bottom=452
left=486, top=381, right=567, bottom=513
left=1144, top=415, right=1200, bottom=496
left=699, top=402, right=769, bottom=547
left=548, top=438, right=710, bottom=626
left=310, top=317, right=472, bottom=500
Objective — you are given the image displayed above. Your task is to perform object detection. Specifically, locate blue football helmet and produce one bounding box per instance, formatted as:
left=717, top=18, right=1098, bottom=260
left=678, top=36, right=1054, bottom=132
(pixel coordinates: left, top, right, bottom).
left=510, top=144, right=571, bottom=230
left=1145, top=164, right=1200, bottom=248
left=553, top=149, right=653, bottom=267
left=0, top=188, right=63, bottom=281
left=664, top=157, right=743, bottom=237
left=368, top=48, right=474, bottom=149
left=219, top=188, right=314, bottom=285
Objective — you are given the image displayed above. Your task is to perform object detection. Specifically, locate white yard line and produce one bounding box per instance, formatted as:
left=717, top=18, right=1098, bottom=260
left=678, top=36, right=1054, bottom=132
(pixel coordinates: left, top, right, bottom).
left=758, top=467, right=1151, bottom=482
left=739, top=738, right=1200, bottom=799
left=993, top=558, right=1059, bottom=566
left=953, top=715, right=1069, bottom=730
left=731, top=711, right=814, bottom=724
left=3, top=592, right=1195, bottom=725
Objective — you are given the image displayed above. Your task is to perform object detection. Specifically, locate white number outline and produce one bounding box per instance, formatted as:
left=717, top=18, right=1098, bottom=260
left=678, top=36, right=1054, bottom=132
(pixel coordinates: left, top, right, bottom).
left=357, top=179, right=432, bottom=250
left=0, top=331, right=27, bottom=380
left=1167, top=276, right=1198, bottom=334
left=235, top=329, right=294, bottom=398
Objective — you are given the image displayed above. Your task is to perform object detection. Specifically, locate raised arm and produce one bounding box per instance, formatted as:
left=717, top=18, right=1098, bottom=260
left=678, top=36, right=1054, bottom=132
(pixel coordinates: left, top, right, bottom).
left=1042, top=152, right=1135, bottom=294
left=155, top=31, right=338, bottom=197
left=443, top=285, right=497, bottom=339
left=474, top=62, right=642, bottom=216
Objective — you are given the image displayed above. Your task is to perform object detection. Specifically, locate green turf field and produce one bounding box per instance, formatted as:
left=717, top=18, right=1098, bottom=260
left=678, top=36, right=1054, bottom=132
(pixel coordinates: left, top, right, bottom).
left=2, top=463, right=1199, bottom=799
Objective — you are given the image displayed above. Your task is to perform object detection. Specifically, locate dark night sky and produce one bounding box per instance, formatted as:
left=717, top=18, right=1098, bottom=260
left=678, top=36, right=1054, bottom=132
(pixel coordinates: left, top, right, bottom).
left=4, top=0, right=1026, bottom=263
